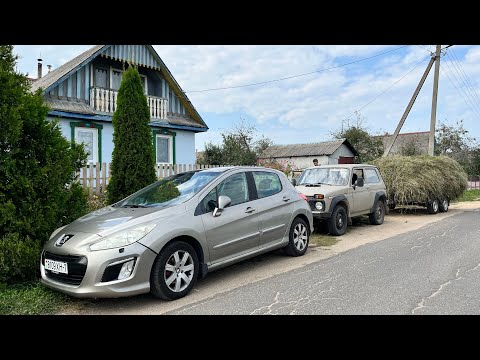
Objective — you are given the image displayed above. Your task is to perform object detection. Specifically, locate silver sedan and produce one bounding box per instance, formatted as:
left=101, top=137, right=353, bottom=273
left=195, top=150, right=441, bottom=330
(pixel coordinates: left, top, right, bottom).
left=41, top=166, right=313, bottom=300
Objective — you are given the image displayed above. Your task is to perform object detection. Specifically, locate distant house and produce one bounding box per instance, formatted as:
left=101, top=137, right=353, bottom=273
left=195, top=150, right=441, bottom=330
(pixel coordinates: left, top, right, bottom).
left=259, top=138, right=358, bottom=170
left=31, top=45, right=208, bottom=166
left=380, top=131, right=430, bottom=155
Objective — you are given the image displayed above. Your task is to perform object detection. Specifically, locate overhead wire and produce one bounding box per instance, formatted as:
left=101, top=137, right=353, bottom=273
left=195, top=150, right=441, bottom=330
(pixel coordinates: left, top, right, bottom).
left=185, top=45, right=410, bottom=93
left=448, top=48, right=480, bottom=112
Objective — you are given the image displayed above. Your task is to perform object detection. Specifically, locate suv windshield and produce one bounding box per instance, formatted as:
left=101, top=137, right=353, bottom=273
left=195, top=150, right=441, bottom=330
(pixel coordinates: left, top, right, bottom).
left=298, top=167, right=350, bottom=186
left=116, top=171, right=221, bottom=208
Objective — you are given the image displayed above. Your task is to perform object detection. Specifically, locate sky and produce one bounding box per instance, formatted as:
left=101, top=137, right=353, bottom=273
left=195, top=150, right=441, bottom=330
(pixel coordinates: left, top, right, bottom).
left=13, top=45, right=480, bottom=151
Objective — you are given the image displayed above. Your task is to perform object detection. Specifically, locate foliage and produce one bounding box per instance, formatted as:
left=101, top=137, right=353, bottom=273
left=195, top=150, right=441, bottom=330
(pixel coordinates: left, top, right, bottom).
left=200, top=120, right=273, bottom=166
left=107, top=65, right=156, bottom=204
left=257, top=158, right=294, bottom=177
left=0, top=281, right=68, bottom=315
left=435, top=120, right=479, bottom=176
left=87, top=192, right=109, bottom=212
left=0, top=233, right=42, bottom=284
left=455, top=189, right=480, bottom=202
left=372, top=155, right=468, bottom=204
left=331, top=111, right=383, bottom=163
left=0, top=45, right=88, bottom=245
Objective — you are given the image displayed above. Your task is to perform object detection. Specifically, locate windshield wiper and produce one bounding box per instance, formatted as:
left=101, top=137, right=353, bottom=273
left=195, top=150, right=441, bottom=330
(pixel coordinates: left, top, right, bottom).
left=120, top=204, right=149, bottom=208
left=304, top=183, right=323, bottom=187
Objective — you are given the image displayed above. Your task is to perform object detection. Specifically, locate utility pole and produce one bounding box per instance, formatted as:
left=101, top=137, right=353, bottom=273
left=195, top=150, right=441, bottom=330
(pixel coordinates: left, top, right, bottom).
left=428, top=45, right=442, bottom=156
left=383, top=57, right=436, bottom=157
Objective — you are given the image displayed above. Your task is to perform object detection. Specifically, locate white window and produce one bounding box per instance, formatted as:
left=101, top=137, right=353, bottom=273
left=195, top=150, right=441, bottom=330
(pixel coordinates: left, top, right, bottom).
left=111, top=68, right=147, bottom=93
left=156, top=134, right=173, bottom=164
left=75, top=127, right=98, bottom=163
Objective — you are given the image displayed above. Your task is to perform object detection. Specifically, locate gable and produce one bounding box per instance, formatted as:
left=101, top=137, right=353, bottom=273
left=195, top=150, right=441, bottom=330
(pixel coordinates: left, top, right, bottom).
left=101, top=45, right=162, bottom=70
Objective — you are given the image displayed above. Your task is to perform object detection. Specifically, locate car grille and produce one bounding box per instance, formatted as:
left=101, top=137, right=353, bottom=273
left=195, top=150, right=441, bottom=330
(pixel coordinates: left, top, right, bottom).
left=43, top=251, right=87, bottom=286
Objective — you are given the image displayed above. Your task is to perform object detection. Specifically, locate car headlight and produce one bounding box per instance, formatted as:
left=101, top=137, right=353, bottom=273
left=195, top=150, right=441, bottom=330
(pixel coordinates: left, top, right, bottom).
left=49, top=225, right=68, bottom=240
left=89, top=224, right=156, bottom=251
left=315, top=202, right=324, bottom=210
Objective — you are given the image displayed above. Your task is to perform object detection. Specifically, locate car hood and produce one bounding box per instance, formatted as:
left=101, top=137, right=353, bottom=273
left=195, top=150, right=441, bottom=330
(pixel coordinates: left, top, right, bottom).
left=295, top=184, right=347, bottom=197
left=62, top=204, right=186, bottom=237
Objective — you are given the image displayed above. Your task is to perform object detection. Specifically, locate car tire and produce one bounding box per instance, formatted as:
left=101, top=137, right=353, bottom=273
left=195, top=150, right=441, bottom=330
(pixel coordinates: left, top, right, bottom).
left=427, top=199, right=439, bottom=214
left=150, top=241, right=199, bottom=301
left=439, top=198, right=449, bottom=212
left=369, top=200, right=385, bottom=225
left=284, top=217, right=310, bottom=257
left=327, top=205, right=348, bottom=236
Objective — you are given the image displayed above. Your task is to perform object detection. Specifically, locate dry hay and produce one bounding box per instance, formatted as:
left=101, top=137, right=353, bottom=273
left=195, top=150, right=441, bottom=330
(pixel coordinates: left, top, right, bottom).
left=371, top=155, right=468, bottom=204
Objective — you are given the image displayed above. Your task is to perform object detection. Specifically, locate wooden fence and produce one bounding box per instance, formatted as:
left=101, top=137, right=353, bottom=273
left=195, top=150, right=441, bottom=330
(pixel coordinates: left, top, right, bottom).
left=78, top=163, right=228, bottom=196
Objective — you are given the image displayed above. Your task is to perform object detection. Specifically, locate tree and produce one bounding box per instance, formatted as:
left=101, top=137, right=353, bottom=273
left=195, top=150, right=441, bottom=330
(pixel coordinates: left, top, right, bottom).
left=200, top=120, right=272, bottom=166
left=107, top=65, right=156, bottom=204
left=0, top=45, right=88, bottom=282
left=435, top=120, right=479, bottom=176
left=332, top=112, right=383, bottom=163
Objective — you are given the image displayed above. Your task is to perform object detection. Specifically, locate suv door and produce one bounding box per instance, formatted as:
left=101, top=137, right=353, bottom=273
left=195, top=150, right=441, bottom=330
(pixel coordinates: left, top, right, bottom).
left=199, top=172, right=260, bottom=264
left=250, top=171, right=293, bottom=248
left=351, top=167, right=371, bottom=214
left=364, top=167, right=384, bottom=207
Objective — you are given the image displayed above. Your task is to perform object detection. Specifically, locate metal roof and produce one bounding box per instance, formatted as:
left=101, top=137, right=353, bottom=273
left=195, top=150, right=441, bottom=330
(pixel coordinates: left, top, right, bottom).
left=260, top=138, right=358, bottom=158
left=45, top=99, right=96, bottom=115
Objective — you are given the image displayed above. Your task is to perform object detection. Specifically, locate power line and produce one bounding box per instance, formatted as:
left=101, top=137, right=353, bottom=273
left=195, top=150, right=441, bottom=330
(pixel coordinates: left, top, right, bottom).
left=444, top=52, right=480, bottom=117
left=340, top=54, right=431, bottom=123
left=185, top=45, right=410, bottom=93
left=448, top=48, right=480, bottom=112
left=441, top=64, right=480, bottom=120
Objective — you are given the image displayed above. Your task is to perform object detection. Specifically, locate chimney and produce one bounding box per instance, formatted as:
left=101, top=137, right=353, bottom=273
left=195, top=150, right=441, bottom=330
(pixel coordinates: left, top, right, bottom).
left=47, top=64, right=52, bottom=73
left=37, top=58, right=43, bottom=79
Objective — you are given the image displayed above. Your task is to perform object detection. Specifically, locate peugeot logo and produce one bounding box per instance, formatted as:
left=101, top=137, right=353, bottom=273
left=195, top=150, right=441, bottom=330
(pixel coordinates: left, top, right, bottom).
left=55, top=234, right=74, bottom=247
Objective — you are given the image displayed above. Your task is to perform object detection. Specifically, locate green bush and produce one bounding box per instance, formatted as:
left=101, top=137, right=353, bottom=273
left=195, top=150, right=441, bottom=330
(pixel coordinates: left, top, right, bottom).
left=0, top=233, right=42, bottom=284
left=372, top=155, right=468, bottom=204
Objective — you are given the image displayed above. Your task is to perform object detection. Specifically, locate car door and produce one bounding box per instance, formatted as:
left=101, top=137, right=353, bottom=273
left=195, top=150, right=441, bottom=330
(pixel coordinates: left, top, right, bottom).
left=364, top=167, right=384, bottom=206
left=250, top=171, right=293, bottom=248
left=199, top=172, right=260, bottom=264
left=351, top=167, right=371, bottom=214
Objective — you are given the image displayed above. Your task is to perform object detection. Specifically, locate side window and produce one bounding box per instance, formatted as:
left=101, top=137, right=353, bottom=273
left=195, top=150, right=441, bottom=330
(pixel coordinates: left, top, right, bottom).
left=253, top=171, right=282, bottom=199
left=201, top=187, right=217, bottom=213
left=217, top=173, right=249, bottom=206
left=352, top=169, right=364, bottom=184
left=365, top=168, right=380, bottom=184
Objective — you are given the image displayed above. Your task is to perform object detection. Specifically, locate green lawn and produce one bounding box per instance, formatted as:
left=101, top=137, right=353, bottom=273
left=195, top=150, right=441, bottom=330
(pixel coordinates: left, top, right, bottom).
left=455, top=189, right=480, bottom=202
left=0, top=281, right=68, bottom=315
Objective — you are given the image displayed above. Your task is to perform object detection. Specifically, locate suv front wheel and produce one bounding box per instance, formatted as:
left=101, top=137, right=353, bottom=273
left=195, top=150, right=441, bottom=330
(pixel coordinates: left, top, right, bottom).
left=328, top=205, right=348, bottom=236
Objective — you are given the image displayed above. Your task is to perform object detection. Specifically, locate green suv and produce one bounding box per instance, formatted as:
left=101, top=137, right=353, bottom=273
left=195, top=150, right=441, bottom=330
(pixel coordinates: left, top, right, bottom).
left=294, top=164, right=387, bottom=236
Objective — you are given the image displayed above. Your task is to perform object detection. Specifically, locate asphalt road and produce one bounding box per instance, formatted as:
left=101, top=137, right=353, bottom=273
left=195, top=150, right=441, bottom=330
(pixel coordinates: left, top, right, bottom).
left=166, top=208, right=480, bottom=315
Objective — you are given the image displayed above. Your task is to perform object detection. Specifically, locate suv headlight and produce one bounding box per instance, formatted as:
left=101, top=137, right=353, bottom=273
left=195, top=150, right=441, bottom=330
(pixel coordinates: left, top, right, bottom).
left=89, top=224, right=156, bottom=251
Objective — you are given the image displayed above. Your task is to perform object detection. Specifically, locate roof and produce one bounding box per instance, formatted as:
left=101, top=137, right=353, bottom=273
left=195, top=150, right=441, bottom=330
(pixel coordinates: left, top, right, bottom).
left=380, top=131, right=429, bottom=155
left=31, top=45, right=207, bottom=130
left=45, top=99, right=96, bottom=114
left=303, top=163, right=378, bottom=170
left=259, top=138, right=358, bottom=158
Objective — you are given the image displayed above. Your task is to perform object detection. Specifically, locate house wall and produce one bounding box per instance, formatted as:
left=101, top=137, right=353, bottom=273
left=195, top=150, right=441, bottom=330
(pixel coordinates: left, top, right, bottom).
left=328, top=145, right=355, bottom=164
left=269, top=156, right=329, bottom=170
left=55, top=117, right=197, bottom=165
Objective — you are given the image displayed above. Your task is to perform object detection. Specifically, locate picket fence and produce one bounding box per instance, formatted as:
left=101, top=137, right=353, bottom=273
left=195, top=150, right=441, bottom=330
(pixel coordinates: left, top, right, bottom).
left=78, top=162, right=228, bottom=196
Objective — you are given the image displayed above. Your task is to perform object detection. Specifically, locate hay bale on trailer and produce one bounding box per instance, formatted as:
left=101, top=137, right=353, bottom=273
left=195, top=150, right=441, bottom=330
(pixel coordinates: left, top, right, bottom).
left=371, top=155, right=468, bottom=214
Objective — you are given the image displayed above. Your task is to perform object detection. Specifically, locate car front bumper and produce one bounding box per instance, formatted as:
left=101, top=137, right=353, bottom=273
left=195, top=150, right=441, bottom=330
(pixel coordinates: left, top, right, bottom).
left=40, top=242, right=157, bottom=298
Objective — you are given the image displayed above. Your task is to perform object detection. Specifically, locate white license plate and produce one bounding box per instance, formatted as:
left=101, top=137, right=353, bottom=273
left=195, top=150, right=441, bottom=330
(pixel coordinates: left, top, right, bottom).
left=45, top=259, right=68, bottom=274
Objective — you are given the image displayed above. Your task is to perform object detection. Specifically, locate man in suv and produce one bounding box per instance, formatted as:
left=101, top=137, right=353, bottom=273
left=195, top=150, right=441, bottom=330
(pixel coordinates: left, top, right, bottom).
left=294, top=164, right=387, bottom=236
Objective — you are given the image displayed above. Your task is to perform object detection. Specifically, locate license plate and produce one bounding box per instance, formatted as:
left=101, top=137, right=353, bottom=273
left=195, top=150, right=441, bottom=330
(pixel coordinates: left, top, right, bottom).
left=45, top=259, right=68, bottom=274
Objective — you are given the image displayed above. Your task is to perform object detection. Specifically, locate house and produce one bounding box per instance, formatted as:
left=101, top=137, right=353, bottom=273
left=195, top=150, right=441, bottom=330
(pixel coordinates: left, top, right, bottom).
left=31, top=45, right=208, bottom=166
left=259, top=138, right=358, bottom=170
left=380, top=131, right=430, bottom=155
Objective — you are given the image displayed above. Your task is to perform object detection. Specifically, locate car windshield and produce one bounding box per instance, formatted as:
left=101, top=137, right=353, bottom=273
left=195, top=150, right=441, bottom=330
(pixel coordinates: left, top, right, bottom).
left=297, top=167, right=350, bottom=186
left=116, top=171, right=221, bottom=208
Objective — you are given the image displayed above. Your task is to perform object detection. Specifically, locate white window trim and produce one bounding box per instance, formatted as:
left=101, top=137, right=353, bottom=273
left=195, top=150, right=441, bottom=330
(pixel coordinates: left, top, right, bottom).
left=156, top=134, right=173, bottom=164
left=75, top=127, right=98, bottom=163
left=110, top=67, right=148, bottom=93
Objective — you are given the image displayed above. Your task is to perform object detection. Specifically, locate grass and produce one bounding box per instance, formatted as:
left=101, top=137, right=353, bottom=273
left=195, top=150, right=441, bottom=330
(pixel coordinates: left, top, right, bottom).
left=0, top=281, right=69, bottom=315
left=455, top=189, right=480, bottom=202
left=310, top=233, right=339, bottom=247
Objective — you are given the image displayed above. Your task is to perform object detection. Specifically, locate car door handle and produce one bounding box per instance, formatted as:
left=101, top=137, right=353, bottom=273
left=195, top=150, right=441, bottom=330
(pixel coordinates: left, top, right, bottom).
left=282, top=196, right=290, bottom=202
left=245, top=207, right=256, bottom=213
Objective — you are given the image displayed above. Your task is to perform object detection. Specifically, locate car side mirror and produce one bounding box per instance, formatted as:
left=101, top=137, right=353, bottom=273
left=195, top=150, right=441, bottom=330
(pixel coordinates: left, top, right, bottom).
left=291, top=178, right=297, bottom=186
left=213, top=195, right=232, bottom=217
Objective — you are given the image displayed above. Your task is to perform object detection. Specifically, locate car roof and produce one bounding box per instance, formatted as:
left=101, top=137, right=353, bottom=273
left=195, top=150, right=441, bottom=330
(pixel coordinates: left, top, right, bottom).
left=303, top=164, right=377, bottom=171
left=198, top=166, right=277, bottom=173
